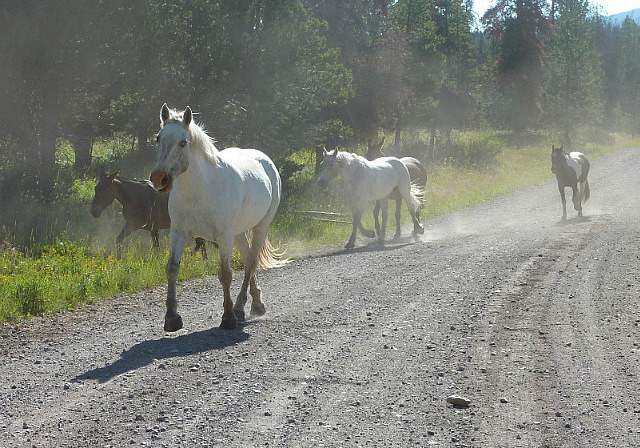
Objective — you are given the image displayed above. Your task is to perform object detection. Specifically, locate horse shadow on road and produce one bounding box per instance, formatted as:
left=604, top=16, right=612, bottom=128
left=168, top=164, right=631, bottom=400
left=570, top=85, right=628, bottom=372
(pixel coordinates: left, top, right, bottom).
left=73, top=323, right=253, bottom=384
left=322, top=234, right=420, bottom=257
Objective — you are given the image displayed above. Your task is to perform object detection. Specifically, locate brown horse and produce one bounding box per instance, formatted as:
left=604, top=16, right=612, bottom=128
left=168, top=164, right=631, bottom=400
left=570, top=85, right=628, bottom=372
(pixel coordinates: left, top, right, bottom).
left=90, top=170, right=207, bottom=257
left=551, top=145, right=590, bottom=221
left=365, top=137, right=428, bottom=239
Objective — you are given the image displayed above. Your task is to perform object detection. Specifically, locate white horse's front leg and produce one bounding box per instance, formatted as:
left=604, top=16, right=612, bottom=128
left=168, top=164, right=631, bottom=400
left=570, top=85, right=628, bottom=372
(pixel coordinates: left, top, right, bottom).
left=164, top=229, right=188, bottom=332
left=217, top=235, right=237, bottom=329
left=347, top=208, right=364, bottom=249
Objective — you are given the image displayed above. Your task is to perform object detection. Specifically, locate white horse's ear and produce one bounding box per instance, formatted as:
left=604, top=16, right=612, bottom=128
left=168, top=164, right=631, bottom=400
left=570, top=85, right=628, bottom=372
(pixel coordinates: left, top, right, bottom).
left=161, top=103, right=170, bottom=123
left=183, top=106, right=193, bottom=127
left=322, top=147, right=328, bottom=156
left=332, top=147, right=339, bottom=155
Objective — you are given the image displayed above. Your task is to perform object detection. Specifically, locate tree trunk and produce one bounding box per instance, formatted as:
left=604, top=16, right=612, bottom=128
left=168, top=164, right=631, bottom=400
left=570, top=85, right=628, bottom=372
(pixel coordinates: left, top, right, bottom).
left=72, top=136, right=93, bottom=170
left=37, top=94, right=59, bottom=199
left=394, top=116, right=403, bottom=150
left=136, top=122, right=150, bottom=153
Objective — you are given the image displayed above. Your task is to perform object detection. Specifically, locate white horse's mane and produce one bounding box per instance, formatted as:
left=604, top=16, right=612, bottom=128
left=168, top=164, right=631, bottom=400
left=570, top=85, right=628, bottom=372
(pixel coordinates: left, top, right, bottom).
left=335, top=150, right=366, bottom=166
left=162, top=107, right=219, bottom=166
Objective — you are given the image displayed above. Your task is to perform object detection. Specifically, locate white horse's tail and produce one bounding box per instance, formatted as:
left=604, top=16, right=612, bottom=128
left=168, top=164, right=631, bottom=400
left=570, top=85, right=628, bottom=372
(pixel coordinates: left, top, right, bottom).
left=257, top=236, right=291, bottom=269
left=408, top=181, right=425, bottom=212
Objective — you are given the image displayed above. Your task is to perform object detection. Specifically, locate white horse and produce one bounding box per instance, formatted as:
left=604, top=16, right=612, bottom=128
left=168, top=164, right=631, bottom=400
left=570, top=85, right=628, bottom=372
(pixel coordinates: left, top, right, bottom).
left=316, top=148, right=424, bottom=249
left=151, top=104, right=287, bottom=331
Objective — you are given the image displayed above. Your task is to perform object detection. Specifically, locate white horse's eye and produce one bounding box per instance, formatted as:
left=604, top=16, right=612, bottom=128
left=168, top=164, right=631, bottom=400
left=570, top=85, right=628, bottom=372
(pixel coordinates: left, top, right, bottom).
left=180, top=140, right=188, bottom=147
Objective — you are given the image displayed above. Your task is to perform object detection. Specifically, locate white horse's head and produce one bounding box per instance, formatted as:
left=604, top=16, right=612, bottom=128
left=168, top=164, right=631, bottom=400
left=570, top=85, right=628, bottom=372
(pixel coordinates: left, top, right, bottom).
left=316, top=147, right=340, bottom=189
left=151, top=104, right=193, bottom=194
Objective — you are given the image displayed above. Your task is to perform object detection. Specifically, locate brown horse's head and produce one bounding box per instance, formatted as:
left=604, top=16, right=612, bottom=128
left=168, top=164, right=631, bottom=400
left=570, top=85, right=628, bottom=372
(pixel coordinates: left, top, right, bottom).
left=91, top=170, right=120, bottom=218
left=365, top=137, right=385, bottom=161
left=551, top=145, right=565, bottom=175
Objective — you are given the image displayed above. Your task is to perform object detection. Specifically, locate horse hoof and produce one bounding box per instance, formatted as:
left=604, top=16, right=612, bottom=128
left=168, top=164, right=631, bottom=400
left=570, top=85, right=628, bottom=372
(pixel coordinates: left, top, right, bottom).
left=164, top=314, right=183, bottom=332
left=233, top=307, right=246, bottom=321
left=393, top=233, right=401, bottom=240
left=345, top=241, right=355, bottom=250
left=250, top=302, right=267, bottom=317
left=414, top=225, right=425, bottom=235
left=220, top=314, right=238, bottom=330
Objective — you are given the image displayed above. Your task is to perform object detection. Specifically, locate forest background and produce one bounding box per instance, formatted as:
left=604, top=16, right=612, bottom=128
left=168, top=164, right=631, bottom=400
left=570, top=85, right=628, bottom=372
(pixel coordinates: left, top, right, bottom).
left=0, top=0, right=639, bottom=319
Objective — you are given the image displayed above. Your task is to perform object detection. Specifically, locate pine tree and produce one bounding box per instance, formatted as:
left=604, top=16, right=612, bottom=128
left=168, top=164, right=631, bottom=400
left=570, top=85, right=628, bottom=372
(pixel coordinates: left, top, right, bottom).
left=543, top=0, right=604, bottom=142
left=482, top=0, right=550, bottom=132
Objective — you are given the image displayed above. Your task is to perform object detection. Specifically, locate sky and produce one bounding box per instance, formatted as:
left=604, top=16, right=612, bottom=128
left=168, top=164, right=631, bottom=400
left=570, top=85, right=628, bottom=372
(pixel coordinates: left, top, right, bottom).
left=472, top=0, right=640, bottom=22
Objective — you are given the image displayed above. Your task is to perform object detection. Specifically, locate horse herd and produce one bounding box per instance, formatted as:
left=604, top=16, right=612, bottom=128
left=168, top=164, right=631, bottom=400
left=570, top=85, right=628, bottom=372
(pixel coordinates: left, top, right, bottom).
left=90, top=105, right=591, bottom=331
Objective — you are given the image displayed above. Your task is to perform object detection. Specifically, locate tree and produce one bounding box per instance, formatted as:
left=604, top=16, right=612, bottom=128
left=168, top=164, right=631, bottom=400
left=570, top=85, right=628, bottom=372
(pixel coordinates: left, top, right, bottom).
left=483, top=0, right=550, bottom=132
left=543, top=0, right=604, bottom=141
left=619, top=18, right=640, bottom=135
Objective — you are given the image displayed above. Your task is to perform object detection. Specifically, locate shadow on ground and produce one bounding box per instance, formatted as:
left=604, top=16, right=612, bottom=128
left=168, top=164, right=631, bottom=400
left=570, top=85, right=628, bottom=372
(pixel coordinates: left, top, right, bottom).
left=74, top=322, right=255, bottom=383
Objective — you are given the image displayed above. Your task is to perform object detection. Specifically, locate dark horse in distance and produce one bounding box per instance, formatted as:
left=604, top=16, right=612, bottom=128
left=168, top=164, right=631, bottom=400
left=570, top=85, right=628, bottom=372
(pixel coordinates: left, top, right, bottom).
left=90, top=170, right=207, bottom=257
left=551, top=145, right=590, bottom=221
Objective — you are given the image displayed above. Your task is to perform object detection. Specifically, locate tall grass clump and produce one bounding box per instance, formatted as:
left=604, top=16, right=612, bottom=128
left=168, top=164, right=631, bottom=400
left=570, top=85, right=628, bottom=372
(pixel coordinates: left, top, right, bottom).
left=0, top=236, right=220, bottom=323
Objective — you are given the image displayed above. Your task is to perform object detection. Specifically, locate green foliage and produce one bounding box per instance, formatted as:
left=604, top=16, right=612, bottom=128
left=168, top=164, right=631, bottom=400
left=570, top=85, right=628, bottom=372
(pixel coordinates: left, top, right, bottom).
left=0, top=236, right=218, bottom=323
left=544, top=0, right=604, bottom=140
left=444, top=132, right=506, bottom=167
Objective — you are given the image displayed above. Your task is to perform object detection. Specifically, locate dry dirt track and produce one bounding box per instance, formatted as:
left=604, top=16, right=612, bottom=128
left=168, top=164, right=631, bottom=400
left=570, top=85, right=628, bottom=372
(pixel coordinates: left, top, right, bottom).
left=2, top=147, right=640, bottom=448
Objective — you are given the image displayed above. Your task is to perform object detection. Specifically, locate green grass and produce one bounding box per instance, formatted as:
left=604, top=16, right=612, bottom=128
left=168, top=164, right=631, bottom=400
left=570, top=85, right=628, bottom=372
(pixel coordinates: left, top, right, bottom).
left=0, top=130, right=637, bottom=324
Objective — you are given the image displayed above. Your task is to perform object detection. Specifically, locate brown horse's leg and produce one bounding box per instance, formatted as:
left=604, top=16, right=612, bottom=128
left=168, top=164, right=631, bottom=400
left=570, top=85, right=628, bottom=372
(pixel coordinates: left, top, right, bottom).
left=558, top=184, right=567, bottom=221
left=217, top=236, right=237, bottom=329
left=151, top=229, right=160, bottom=248
left=193, top=237, right=207, bottom=259
left=115, top=224, right=134, bottom=258
left=394, top=198, right=402, bottom=239
left=164, top=231, right=187, bottom=332
left=571, top=185, right=582, bottom=214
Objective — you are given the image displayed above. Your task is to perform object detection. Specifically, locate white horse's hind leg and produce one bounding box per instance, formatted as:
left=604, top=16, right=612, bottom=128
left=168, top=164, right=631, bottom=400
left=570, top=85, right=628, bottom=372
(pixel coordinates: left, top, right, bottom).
left=393, top=198, right=402, bottom=239
left=232, top=232, right=266, bottom=320
left=378, top=198, right=389, bottom=245
left=217, top=235, right=237, bottom=329
left=232, top=233, right=251, bottom=321
left=164, top=230, right=188, bottom=332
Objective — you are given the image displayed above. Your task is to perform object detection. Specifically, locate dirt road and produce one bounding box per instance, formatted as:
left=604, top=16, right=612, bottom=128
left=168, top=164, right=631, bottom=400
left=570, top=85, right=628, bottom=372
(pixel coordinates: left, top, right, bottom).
left=1, top=147, right=640, bottom=448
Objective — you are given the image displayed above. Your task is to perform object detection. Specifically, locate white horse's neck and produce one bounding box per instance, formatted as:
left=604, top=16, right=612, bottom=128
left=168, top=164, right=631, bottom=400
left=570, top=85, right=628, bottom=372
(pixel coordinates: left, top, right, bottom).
left=189, top=123, right=219, bottom=167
